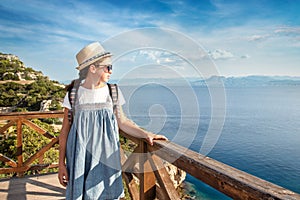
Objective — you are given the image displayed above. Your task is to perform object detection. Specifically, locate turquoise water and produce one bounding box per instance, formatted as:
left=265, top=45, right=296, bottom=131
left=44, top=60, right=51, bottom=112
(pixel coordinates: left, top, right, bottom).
left=120, top=85, right=300, bottom=199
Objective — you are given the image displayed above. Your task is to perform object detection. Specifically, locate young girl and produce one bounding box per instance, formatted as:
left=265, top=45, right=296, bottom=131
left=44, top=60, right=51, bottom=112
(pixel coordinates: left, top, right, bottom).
left=58, top=42, right=167, bottom=200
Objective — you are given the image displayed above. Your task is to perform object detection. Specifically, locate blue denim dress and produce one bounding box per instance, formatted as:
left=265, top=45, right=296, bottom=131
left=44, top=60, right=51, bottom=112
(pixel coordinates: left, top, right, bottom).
left=65, top=97, right=124, bottom=200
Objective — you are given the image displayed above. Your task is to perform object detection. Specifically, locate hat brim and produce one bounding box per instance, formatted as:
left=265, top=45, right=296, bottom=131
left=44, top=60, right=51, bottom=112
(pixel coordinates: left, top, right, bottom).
left=76, top=53, right=112, bottom=70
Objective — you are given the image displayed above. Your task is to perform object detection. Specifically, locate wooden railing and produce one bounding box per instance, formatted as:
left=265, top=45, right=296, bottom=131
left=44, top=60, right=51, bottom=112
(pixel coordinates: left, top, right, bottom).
left=0, top=111, right=64, bottom=176
left=1, top=111, right=300, bottom=200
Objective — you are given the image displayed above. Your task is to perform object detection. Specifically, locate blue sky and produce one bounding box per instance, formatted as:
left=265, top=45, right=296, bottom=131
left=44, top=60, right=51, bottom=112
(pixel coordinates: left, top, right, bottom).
left=1, top=0, right=300, bottom=81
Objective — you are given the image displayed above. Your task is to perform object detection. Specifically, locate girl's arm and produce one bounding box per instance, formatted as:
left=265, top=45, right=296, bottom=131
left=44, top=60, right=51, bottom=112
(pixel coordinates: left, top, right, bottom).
left=117, top=107, right=167, bottom=145
left=58, top=108, right=71, bottom=186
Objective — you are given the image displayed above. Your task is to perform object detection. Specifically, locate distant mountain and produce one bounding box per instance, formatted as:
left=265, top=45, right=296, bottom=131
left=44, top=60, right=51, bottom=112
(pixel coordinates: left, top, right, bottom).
left=196, top=76, right=300, bottom=87
left=220, top=76, right=300, bottom=87
left=110, top=75, right=300, bottom=87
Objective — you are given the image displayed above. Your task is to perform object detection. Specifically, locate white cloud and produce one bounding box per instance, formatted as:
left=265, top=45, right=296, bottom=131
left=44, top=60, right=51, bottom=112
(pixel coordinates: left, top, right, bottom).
left=208, top=49, right=234, bottom=60
left=274, top=27, right=300, bottom=34
left=247, top=34, right=270, bottom=42
left=129, top=49, right=185, bottom=67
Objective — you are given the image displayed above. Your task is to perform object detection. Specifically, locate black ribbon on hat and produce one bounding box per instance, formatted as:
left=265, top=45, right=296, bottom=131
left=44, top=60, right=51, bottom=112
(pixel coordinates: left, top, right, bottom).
left=79, top=52, right=111, bottom=67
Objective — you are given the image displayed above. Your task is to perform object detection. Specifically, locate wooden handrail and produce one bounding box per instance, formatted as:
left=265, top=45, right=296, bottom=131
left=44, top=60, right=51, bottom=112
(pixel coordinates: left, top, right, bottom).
left=0, top=111, right=300, bottom=199
left=119, top=131, right=300, bottom=200
left=0, top=111, right=64, bottom=120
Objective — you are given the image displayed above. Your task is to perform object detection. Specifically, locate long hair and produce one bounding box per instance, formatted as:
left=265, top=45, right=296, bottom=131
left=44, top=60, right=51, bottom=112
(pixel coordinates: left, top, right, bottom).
left=66, top=66, right=90, bottom=118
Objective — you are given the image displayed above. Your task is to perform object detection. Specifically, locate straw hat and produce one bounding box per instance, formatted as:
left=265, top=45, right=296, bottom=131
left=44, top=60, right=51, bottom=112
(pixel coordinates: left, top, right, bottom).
left=76, top=42, right=112, bottom=70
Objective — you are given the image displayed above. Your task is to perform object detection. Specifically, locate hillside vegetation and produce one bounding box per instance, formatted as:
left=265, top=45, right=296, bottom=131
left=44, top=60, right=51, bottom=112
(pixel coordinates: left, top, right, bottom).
left=0, top=53, right=66, bottom=111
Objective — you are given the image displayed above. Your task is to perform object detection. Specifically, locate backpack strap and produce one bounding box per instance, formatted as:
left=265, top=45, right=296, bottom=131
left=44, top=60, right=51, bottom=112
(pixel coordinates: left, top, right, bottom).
left=107, top=83, right=120, bottom=117
left=68, top=80, right=76, bottom=124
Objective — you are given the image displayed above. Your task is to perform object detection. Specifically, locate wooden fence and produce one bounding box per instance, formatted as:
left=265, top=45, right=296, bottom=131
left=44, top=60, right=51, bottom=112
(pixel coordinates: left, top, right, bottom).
left=0, top=111, right=63, bottom=176
left=0, top=111, right=300, bottom=199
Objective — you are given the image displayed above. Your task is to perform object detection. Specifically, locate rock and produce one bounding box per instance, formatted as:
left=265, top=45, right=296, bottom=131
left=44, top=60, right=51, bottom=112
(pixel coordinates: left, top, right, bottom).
left=164, top=161, right=186, bottom=189
left=40, top=100, right=52, bottom=111
left=156, top=161, right=186, bottom=199
left=0, top=54, right=20, bottom=62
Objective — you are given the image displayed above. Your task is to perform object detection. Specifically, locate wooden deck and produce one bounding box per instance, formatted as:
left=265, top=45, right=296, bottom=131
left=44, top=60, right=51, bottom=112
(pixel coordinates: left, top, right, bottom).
left=0, top=173, right=65, bottom=200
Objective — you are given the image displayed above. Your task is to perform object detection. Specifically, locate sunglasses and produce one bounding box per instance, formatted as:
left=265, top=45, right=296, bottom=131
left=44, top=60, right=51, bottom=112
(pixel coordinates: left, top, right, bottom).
left=96, top=64, right=112, bottom=72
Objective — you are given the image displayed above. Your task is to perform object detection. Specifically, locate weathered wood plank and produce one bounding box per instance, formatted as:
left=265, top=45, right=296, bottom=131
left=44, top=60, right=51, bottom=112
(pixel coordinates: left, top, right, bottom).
left=0, top=111, right=64, bottom=120
left=22, top=119, right=54, bottom=139
left=138, top=141, right=156, bottom=200
left=0, top=173, right=65, bottom=200
left=0, top=167, right=26, bottom=174
left=23, top=137, right=59, bottom=167
left=122, top=172, right=139, bottom=200
left=0, top=164, right=58, bottom=174
left=120, top=147, right=140, bottom=200
left=0, top=120, right=16, bottom=135
left=148, top=154, right=181, bottom=200
left=16, top=120, right=23, bottom=177
left=0, top=154, right=17, bottom=168
left=148, top=140, right=300, bottom=200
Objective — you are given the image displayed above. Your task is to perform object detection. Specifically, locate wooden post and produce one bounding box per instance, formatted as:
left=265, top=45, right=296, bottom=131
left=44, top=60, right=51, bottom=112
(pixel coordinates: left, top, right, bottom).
left=139, top=141, right=156, bottom=200
left=16, top=119, right=23, bottom=177
left=139, top=141, right=145, bottom=200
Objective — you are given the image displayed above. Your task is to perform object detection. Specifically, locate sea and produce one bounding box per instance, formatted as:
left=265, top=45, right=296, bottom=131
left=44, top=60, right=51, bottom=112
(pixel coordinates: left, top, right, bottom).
left=119, top=84, right=300, bottom=200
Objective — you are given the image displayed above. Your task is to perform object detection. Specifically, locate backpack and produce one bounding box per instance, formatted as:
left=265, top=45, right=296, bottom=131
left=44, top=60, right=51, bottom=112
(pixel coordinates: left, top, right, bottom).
left=67, top=81, right=119, bottom=125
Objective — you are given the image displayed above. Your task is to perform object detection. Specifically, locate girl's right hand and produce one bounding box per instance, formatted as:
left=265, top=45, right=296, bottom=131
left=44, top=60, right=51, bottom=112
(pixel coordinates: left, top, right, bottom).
left=58, top=165, right=69, bottom=187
